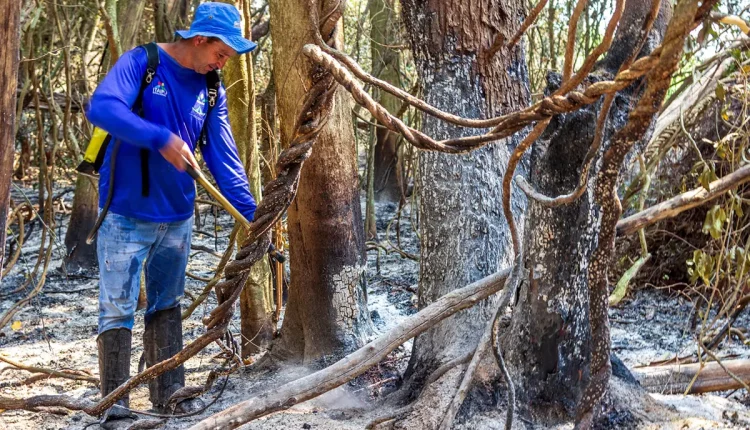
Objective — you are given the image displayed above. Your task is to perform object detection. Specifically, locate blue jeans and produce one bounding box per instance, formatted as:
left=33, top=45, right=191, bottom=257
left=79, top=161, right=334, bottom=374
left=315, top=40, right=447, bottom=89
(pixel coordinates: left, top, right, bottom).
left=97, top=212, right=193, bottom=334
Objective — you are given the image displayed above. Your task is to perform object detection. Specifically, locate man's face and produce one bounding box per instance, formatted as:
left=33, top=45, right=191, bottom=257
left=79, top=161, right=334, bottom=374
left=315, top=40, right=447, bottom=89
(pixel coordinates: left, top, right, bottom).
left=190, top=36, right=237, bottom=74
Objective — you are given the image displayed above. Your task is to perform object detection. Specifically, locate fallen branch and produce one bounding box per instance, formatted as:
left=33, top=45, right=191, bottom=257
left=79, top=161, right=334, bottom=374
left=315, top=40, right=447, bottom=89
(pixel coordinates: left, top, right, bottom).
left=186, top=272, right=212, bottom=282
left=616, top=163, right=750, bottom=236
left=189, top=268, right=510, bottom=430
left=191, top=244, right=223, bottom=258
left=633, top=358, right=750, bottom=394
left=0, top=355, right=99, bottom=384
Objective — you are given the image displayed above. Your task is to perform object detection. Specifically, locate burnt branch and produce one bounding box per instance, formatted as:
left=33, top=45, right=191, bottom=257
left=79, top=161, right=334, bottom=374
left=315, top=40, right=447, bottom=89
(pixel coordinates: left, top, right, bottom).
left=0, top=356, right=99, bottom=385
left=188, top=269, right=511, bottom=429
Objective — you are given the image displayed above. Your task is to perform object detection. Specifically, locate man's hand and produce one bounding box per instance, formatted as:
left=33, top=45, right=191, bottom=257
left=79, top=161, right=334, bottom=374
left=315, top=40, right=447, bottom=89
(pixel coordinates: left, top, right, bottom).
left=159, top=134, right=199, bottom=172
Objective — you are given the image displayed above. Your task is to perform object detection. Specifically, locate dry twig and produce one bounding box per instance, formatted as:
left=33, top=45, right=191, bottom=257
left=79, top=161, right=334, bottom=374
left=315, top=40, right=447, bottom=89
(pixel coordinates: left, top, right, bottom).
left=0, top=355, right=99, bottom=385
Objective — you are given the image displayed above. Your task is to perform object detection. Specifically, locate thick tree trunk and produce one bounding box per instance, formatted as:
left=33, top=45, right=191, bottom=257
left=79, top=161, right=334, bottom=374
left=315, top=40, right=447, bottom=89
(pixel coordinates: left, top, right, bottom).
left=118, top=0, right=146, bottom=50
left=219, top=0, right=274, bottom=357
left=0, top=0, right=20, bottom=279
left=503, top=0, right=672, bottom=423
left=267, top=0, right=372, bottom=364
left=396, top=0, right=529, bottom=425
left=154, top=0, right=190, bottom=43
left=369, top=0, right=402, bottom=203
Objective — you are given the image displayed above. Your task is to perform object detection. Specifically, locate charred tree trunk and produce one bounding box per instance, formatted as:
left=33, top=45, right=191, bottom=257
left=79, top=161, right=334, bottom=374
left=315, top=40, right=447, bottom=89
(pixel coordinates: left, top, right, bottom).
left=395, top=0, right=529, bottom=426
left=369, top=0, right=402, bottom=203
left=267, top=0, right=372, bottom=364
left=503, top=0, right=673, bottom=424
left=0, top=0, right=20, bottom=278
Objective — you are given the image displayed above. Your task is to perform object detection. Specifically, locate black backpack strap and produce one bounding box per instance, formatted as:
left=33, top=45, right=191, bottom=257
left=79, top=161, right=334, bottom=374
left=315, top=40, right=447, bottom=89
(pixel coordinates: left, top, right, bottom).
left=139, top=42, right=159, bottom=197
left=199, top=70, right=221, bottom=148
left=92, top=43, right=159, bottom=175
left=135, top=42, right=159, bottom=114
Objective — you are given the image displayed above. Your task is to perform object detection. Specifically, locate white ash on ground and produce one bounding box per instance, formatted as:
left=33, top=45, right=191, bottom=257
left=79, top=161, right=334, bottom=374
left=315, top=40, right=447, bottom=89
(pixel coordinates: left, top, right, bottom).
left=1, top=185, right=750, bottom=429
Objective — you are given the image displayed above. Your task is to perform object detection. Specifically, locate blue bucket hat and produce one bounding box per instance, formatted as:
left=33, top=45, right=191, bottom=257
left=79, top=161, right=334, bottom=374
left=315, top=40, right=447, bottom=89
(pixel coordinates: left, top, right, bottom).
left=176, top=2, right=257, bottom=55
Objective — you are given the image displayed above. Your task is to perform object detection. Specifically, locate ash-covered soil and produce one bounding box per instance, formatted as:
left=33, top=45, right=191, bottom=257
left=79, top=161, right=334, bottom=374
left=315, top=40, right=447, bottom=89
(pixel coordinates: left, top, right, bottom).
left=2, top=181, right=750, bottom=429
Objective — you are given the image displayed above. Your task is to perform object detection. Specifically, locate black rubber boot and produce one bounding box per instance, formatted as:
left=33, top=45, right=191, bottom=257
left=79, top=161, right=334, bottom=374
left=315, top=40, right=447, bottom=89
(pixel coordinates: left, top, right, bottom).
left=144, top=306, right=204, bottom=413
left=97, top=328, right=136, bottom=429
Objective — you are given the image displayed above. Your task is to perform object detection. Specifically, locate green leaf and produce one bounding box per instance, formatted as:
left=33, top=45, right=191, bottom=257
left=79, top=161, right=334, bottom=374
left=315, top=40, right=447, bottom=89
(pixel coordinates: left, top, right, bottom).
left=609, top=254, right=651, bottom=306
left=702, top=205, right=727, bottom=240
left=715, top=83, right=726, bottom=101
left=733, top=194, right=744, bottom=217
left=699, top=164, right=718, bottom=191
left=687, top=250, right=716, bottom=285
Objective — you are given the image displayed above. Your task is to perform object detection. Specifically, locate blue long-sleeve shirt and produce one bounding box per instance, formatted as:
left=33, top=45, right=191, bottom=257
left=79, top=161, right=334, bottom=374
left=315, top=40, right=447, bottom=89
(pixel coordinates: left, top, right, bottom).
left=86, top=45, right=256, bottom=223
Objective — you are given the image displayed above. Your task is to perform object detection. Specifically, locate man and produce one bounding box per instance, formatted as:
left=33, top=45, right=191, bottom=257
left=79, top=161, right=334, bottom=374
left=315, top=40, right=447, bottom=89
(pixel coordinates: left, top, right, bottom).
left=85, top=3, right=256, bottom=427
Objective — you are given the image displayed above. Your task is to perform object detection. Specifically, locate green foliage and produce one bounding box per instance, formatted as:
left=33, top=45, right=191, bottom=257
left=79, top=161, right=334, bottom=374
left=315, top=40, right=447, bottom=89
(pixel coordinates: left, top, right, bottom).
left=702, top=205, right=726, bottom=240
left=697, top=161, right=719, bottom=191
left=687, top=249, right=716, bottom=285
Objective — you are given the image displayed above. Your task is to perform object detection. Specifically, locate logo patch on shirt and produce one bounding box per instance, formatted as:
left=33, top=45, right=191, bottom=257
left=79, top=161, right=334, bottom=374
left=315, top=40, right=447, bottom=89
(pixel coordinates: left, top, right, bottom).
left=153, top=81, right=168, bottom=97
left=191, top=93, right=206, bottom=119
left=234, top=20, right=241, bottom=28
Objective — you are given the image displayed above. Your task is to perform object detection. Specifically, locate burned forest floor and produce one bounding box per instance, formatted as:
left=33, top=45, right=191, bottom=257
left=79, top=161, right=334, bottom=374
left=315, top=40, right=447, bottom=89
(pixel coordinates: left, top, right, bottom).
left=2, top=178, right=750, bottom=429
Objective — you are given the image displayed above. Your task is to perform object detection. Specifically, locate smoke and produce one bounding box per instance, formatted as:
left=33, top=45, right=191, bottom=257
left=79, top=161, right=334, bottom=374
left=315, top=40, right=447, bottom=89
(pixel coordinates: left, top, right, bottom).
left=305, top=385, right=366, bottom=410
left=266, top=364, right=366, bottom=411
